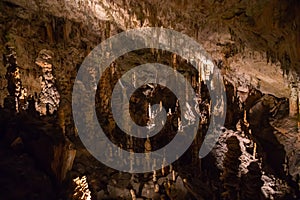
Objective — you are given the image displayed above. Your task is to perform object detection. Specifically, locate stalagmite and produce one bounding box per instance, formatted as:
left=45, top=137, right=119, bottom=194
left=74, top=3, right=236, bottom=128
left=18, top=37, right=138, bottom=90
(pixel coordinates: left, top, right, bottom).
left=130, top=189, right=136, bottom=200
left=289, top=81, right=298, bottom=117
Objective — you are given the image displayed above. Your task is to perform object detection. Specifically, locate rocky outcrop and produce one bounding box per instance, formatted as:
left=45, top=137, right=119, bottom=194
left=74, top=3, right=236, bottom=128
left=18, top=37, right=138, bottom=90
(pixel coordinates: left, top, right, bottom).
left=221, top=136, right=242, bottom=200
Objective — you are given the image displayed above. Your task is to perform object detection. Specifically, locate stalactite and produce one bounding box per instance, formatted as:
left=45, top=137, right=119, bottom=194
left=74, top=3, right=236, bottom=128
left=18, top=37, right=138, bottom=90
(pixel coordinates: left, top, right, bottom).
left=120, top=80, right=130, bottom=133
left=151, top=48, right=155, bottom=55
left=161, top=157, right=166, bottom=176
left=127, top=135, right=133, bottom=150
left=144, top=135, right=151, bottom=153
left=129, top=149, right=134, bottom=172
left=105, top=21, right=111, bottom=39
left=159, top=100, right=162, bottom=112
left=132, top=71, right=136, bottom=88
left=192, top=75, right=196, bottom=89
left=58, top=108, right=66, bottom=136
left=185, top=75, right=189, bottom=101
left=198, top=62, right=202, bottom=94
left=63, top=19, right=72, bottom=42
left=59, top=139, right=76, bottom=181
left=144, top=135, right=151, bottom=170
left=172, top=53, right=177, bottom=69
left=45, top=21, right=55, bottom=44
left=153, top=170, right=157, bottom=182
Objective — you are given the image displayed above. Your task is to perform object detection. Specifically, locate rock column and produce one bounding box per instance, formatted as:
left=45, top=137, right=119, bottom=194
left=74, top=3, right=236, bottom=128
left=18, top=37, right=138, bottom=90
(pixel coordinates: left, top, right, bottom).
left=4, top=46, right=27, bottom=112
left=35, top=49, right=60, bottom=115
left=289, top=81, right=298, bottom=117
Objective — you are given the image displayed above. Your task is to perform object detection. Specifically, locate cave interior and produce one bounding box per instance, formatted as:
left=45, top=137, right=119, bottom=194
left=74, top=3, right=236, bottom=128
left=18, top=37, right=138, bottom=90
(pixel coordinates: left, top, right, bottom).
left=0, top=0, right=300, bottom=200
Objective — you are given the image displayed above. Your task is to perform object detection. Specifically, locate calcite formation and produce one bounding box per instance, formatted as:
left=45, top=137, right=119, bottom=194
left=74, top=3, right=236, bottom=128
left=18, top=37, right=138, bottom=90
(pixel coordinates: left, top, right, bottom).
left=35, top=49, right=60, bottom=115
left=0, top=0, right=299, bottom=199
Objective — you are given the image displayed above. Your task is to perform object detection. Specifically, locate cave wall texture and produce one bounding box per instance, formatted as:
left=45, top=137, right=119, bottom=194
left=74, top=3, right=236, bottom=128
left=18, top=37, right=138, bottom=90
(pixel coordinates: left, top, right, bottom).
left=0, top=0, right=300, bottom=199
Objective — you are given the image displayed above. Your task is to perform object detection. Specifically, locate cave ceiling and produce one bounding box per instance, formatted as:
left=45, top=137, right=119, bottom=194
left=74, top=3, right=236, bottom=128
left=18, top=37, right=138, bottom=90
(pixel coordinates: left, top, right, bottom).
left=2, top=0, right=299, bottom=98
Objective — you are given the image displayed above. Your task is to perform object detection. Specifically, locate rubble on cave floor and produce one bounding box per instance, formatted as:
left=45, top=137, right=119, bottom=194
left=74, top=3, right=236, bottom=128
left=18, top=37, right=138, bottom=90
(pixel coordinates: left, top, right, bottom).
left=212, top=128, right=296, bottom=199
left=67, top=142, right=194, bottom=200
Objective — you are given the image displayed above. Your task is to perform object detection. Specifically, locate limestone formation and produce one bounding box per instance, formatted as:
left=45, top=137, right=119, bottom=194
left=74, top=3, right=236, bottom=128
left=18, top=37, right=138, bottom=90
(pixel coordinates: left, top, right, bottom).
left=221, top=136, right=242, bottom=200
left=35, top=49, right=60, bottom=115
left=0, top=0, right=299, bottom=199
